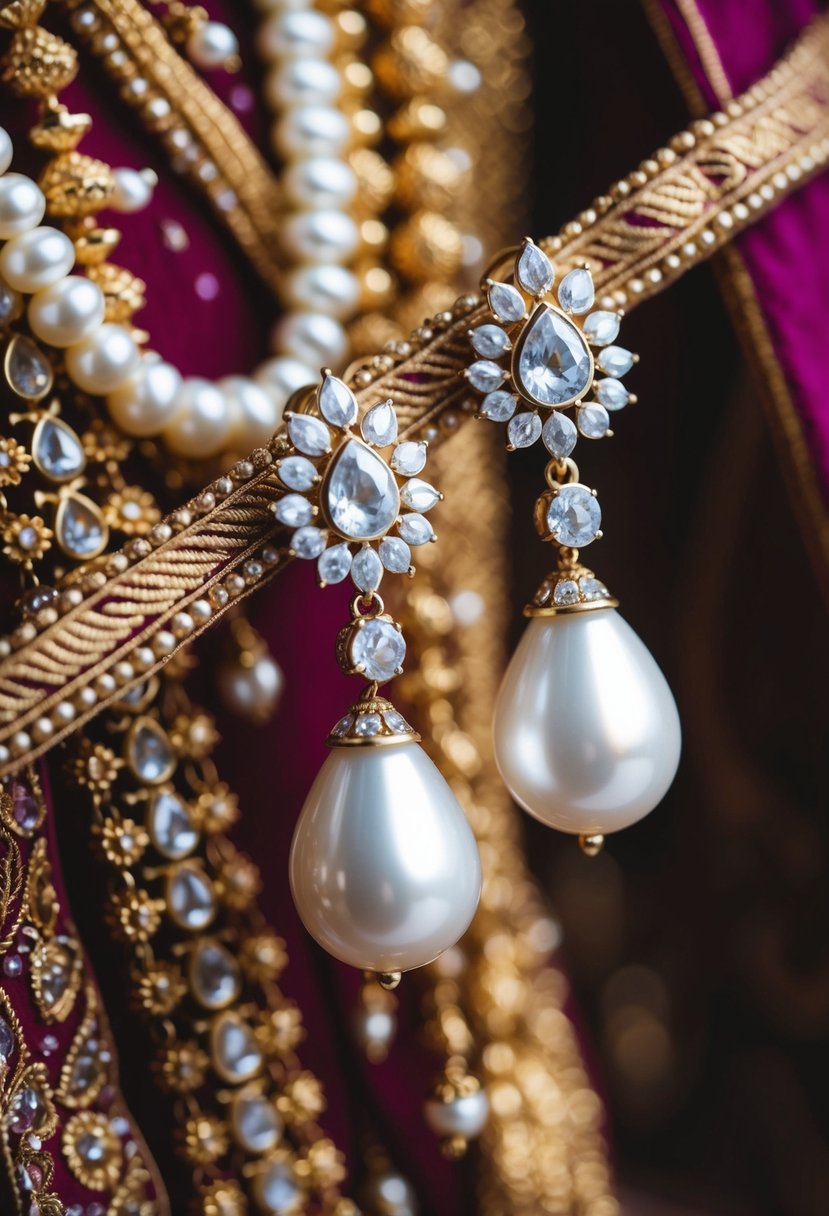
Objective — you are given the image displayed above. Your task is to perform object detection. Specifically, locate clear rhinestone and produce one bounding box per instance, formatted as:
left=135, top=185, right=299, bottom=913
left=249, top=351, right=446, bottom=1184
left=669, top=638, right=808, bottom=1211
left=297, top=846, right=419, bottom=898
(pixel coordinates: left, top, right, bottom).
left=557, top=267, right=595, bottom=314
left=514, top=306, right=591, bottom=406
left=545, top=484, right=602, bottom=547
left=5, top=335, right=52, bottom=399
left=351, top=546, right=383, bottom=592
left=577, top=403, right=610, bottom=438
left=167, top=863, right=216, bottom=930
left=9, top=1086, right=41, bottom=1134
left=191, top=939, right=241, bottom=1011
left=507, top=412, right=541, bottom=449
left=379, top=536, right=411, bottom=573
left=9, top=780, right=40, bottom=831
left=383, top=709, right=412, bottom=734
left=147, top=791, right=198, bottom=860
left=361, top=400, right=398, bottom=447
left=467, top=359, right=505, bottom=393
left=597, top=346, right=634, bottom=377
left=274, top=494, right=313, bottom=528
left=324, top=439, right=400, bottom=540
left=397, top=513, right=434, bottom=545
left=391, top=441, right=427, bottom=476
left=288, top=413, right=330, bottom=457
left=127, top=720, right=175, bottom=784
left=231, top=1091, right=282, bottom=1155
left=469, top=324, right=510, bottom=359
left=480, top=390, right=517, bottom=422
left=255, top=1160, right=300, bottom=1214
left=0, top=281, right=21, bottom=325
left=212, top=1013, right=263, bottom=1083
left=331, top=714, right=353, bottom=737
left=579, top=575, right=610, bottom=600
left=56, top=494, right=107, bottom=560
left=32, top=417, right=86, bottom=483
left=318, top=373, right=358, bottom=428
left=354, top=713, right=382, bottom=736
left=596, top=378, right=629, bottom=410
left=400, top=478, right=440, bottom=512
left=0, top=1015, right=15, bottom=1066
left=583, top=310, right=621, bottom=346
left=291, top=526, right=326, bottom=558
left=351, top=619, right=406, bottom=682
left=516, top=239, right=554, bottom=295
left=317, top=543, right=352, bottom=585
left=277, top=456, right=317, bottom=491
left=553, top=579, right=580, bottom=606
left=541, top=411, right=577, bottom=458
left=486, top=280, right=525, bottom=323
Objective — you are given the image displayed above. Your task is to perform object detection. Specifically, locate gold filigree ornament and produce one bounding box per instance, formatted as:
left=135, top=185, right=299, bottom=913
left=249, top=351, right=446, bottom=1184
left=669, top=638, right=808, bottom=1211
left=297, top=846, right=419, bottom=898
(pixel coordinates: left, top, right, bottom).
left=0, top=435, right=32, bottom=487
left=71, top=739, right=123, bottom=798
left=179, top=1110, right=230, bottom=1166
left=93, top=814, right=150, bottom=868
left=103, top=486, right=162, bottom=537
left=197, top=1178, right=248, bottom=1216
left=29, top=933, right=83, bottom=1022
left=107, top=887, right=164, bottom=944
left=37, top=149, right=115, bottom=217
left=56, top=986, right=112, bottom=1109
left=0, top=24, right=78, bottom=97
left=25, top=835, right=58, bottom=931
left=2, top=512, right=52, bottom=564
left=154, top=1038, right=210, bottom=1094
left=63, top=1110, right=123, bottom=1190
left=132, top=958, right=187, bottom=1017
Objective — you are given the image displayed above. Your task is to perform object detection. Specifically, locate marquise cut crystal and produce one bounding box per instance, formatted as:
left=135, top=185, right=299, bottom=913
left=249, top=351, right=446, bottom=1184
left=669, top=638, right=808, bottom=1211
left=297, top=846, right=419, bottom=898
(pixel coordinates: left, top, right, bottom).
left=351, top=545, right=383, bottom=592
left=507, top=412, right=541, bottom=449
left=323, top=439, right=400, bottom=540
left=470, top=324, right=510, bottom=359
left=542, top=411, right=577, bottom=458
left=480, top=390, right=517, bottom=422
left=487, top=280, right=525, bottom=323
left=379, top=536, right=411, bottom=573
left=317, top=543, right=352, bottom=584
left=514, top=306, right=592, bottom=406
left=277, top=456, right=316, bottom=491
left=288, top=413, right=330, bottom=457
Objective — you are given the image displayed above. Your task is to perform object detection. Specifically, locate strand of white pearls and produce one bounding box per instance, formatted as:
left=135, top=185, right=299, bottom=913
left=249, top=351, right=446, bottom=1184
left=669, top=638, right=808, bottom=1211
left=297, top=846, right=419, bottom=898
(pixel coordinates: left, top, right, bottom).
left=0, top=126, right=320, bottom=461
left=256, top=0, right=360, bottom=371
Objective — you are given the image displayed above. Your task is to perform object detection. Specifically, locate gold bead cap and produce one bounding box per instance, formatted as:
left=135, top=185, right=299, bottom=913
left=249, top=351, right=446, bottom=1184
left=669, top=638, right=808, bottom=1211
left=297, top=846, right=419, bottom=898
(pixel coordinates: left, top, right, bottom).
left=326, top=693, right=421, bottom=748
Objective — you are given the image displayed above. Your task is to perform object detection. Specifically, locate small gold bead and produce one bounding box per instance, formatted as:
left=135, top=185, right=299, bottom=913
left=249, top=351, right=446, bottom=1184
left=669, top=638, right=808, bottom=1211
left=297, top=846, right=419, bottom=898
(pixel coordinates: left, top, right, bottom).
left=579, top=833, right=604, bottom=857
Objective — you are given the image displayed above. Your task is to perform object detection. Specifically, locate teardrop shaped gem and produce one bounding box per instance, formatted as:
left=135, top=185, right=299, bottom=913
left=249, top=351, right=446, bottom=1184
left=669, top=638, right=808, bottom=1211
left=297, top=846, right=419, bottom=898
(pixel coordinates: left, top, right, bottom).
left=54, top=492, right=108, bottom=560
left=4, top=334, right=53, bottom=400
left=516, top=238, right=554, bottom=296
left=322, top=438, right=400, bottom=541
left=126, top=718, right=176, bottom=785
left=231, top=1088, right=282, bottom=1154
left=166, top=861, right=217, bottom=931
left=31, top=935, right=83, bottom=1022
left=146, top=790, right=198, bottom=860
left=31, top=416, right=86, bottom=483
left=318, top=372, right=358, bottom=428
left=513, top=305, right=592, bottom=407
left=361, top=399, right=398, bottom=448
left=557, top=267, right=595, bottom=314
left=210, top=1012, right=263, bottom=1084
left=190, top=939, right=242, bottom=1011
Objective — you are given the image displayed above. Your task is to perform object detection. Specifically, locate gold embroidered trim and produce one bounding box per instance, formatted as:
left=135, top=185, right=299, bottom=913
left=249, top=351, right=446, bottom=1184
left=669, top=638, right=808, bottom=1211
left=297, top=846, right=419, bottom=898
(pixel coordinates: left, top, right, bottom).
left=1, top=12, right=828, bottom=776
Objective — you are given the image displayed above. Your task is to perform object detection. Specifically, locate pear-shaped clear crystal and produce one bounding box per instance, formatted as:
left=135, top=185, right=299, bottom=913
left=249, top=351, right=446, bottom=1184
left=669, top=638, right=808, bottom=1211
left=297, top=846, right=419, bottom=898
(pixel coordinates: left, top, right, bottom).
left=127, top=719, right=175, bottom=784
left=351, top=618, right=406, bottom=682
left=516, top=239, right=554, bottom=296
left=273, top=493, right=313, bottom=528
left=351, top=545, right=383, bottom=592
left=232, top=1091, right=282, bottom=1154
left=480, top=390, right=517, bottom=422
left=507, top=412, right=541, bottom=449
left=147, top=791, right=198, bottom=860
left=318, top=373, right=358, bottom=428
left=514, top=305, right=592, bottom=406
left=288, top=413, right=330, bottom=457
left=5, top=334, right=53, bottom=399
left=469, top=324, right=510, bottom=359
left=583, top=310, right=621, bottom=346
left=542, top=411, right=577, bottom=458
left=546, top=483, right=601, bottom=547
left=400, top=478, right=440, bottom=512
left=167, top=863, right=216, bottom=930
left=398, top=513, right=434, bottom=545
left=379, top=536, right=411, bottom=573
left=55, top=493, right=107, bottom=560
left=211, top=1013, right=263, bottom=1083
left=596, top=378, right=629, bottom=410
left=597, top=346, right=634, bottom=377
left=191, top=939, right=241, bottom=1010
left=391, top=441, right=427, bottom=476
left=557, top=268, right=595, bottom=314
left=323, top=439, right=400, bottom=541
left=486, top=279, right=525, bottom=323
left=361, top=400, right=398, bottom=447
left=317, top=543, right=352, bottom=585
left=277, top=455, right=316, bottom=491
left=577, top=403, right=610, bottom=438
left=292, top=525, right=326, bottom=558
left=467, top=360, right=505, bottom=393
left=32, top=416, right=86, bottom=483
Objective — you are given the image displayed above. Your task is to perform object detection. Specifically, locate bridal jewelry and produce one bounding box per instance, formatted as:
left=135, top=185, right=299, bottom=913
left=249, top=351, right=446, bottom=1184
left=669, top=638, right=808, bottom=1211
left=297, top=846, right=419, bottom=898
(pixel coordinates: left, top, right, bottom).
left=466, top=239, right=682, bottom=847
left=281, top=371, right=482, bottom=977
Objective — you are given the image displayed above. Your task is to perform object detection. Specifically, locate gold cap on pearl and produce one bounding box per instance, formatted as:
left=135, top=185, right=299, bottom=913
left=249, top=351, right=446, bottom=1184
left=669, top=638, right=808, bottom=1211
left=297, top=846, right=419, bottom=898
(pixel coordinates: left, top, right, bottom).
left=326, top=691, right=420, bottom=748
left=524, top=561, right=618, bottom=617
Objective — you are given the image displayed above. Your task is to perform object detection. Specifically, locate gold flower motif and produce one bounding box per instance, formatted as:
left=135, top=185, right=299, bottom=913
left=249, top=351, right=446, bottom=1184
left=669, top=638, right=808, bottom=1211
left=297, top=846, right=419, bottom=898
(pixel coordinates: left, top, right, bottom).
left=215, top=842, right=261, bottom=911
left=103, top=485, right=161, bottom=537
left=154, top=1040, right=209, bottom=1094
left=0, top=436, right=31, bottom=486
left=178, top=1112, right=229, bottom=1165
left=194, top=782, right=239, bottom=835
left=71, top=740, right=123, bottom=795
left=197, top=1179, right=247, bottom=1216
left=107, top=888, right=163, bottom=943
left=298, top=1138, right=346, bottom=1188
left=81, top=417, right=131, bottom=464
left=2, top=512, right=52, bottom=563
left=132, top=960, right=187, bottom=1017
left=171, top=711, right=219, bottom=760
left=276, top=1072, right=326, bottom=1124
left=62, top=1111, right=122, bottom=1190
left=94, top=815, right=149, bottom=867
left=239, top=932, right=288, bottom=984
left=256, top=1002, right=304, bottom=1058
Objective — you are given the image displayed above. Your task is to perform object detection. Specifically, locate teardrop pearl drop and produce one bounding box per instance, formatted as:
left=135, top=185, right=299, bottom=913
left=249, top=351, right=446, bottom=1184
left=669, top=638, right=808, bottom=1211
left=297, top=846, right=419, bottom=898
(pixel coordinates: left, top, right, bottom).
left=493, top=610, right=681, bottom=835
left=289, top=741, right=481, bottom=972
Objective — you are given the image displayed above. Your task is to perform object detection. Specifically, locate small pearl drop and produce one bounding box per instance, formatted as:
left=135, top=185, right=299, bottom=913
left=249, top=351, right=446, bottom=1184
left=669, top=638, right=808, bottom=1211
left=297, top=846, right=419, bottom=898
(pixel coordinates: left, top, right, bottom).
left=362, top=1172, right=418, bottom=1216
left=273, top=105, right=349, bottom=159
left=218, top=653, right=284, bottom=720
left=187, top=20, right=239, bottom=68
left=110, top=166, right=155, bottom=213
left=284, top=263, right=359, bottom=318
left=289, top=740, right=482, bottom=972
left=270, top=310, right=347, bottom=367
left=424, top=1089, right=489, bottom=1139
left=253, top=355, right=315, bottom=407
left=493, top=610, right=681, bottom=835
left=282, top=209, right=359, bottom=263
left=282, top=156, right=357, bottom=210
left=219, top=375, right=280, bottom=449
left=65, top=323, right=140, bottom=394
left=0, top=174, right=46, bottom=239
left=106, top=359, right=183, bottom=436
left=0, top=226, right=74, bottom=292
left=265, top=57, right=341, bottom=108
left=0, top=126, right=13, bottom=175
left=163, top=377, right=231, bottom=458
left=257, top=9, right=334, bottom=60
left=28, top=276, right=105, bottom=347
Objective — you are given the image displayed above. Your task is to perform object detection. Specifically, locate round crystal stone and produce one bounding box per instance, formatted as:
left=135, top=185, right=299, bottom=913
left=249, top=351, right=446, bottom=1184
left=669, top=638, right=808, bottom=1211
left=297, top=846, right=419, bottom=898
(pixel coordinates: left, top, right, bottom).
left=323, top=439, right=400, bottom=541
left=545, top=484, right=602, bottom=547
left=190, top=939, right=241, bottom=1010
left=350, top=618, right=406, bottom=683
left=232, top=1090, right=282, bottom=1154
left=147, top=791, right=198, bottom=860
left=514, top=305, right=591, bottom=406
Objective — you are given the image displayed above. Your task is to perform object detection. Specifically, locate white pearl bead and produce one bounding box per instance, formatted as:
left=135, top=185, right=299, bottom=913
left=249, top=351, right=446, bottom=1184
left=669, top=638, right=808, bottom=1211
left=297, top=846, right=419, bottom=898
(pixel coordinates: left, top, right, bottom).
left=218, top=652, right=284, bottom=719
left=289, top=740, right=482, bottom=972
left=361, top=1172, right=418, bottom=1216
left=0, top=174, right=45, bottom=239
left=106, top=359, right=183, bottom=436
left=284, top=263, right=359, bottom=319
left=28, top=276, right=105, bottom=347
left=110, top=167, right=155, bottom=213
left=187, top=20, right=239, bottom=69
left=265, top=57, right=341, bottom=108
left=282, top=209, right=359, bottom=263
left=257, top=9, right=333, bottom=60
left=65, top=323, right=140, bottom=394
left=424, top=1089, right=489, bottom=1139
left=0, top=226, right=74, bottom=292
left=493, top=610, right=682, bottom=835
left=273, top=105, right=349, bottom=159
left=253, top=355, right=315, bottom=408
left=219, top=375, right=280, bottom=449
left=163, top=377, right=231, bottom=458
left=0, top=126, right=13, bottom=175
left=282, top=156, right=357, bottom=210
left=270, top=310, right=347, bottom=367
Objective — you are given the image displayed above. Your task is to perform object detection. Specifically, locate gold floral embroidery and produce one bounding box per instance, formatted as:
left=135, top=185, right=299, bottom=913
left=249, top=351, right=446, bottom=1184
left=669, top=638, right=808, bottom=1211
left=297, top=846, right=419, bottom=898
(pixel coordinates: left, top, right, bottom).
left=2, top=512, right=52, bottom=563
left=63, top=1110, right=123, bottom=1190
left=0, top=436, right=32, bottom=487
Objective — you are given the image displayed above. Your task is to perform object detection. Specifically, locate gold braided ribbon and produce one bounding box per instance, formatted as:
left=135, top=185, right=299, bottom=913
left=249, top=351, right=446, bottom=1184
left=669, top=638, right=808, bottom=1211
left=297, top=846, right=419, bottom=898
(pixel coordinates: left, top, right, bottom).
left=1, top=11, right=828, bottom=776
